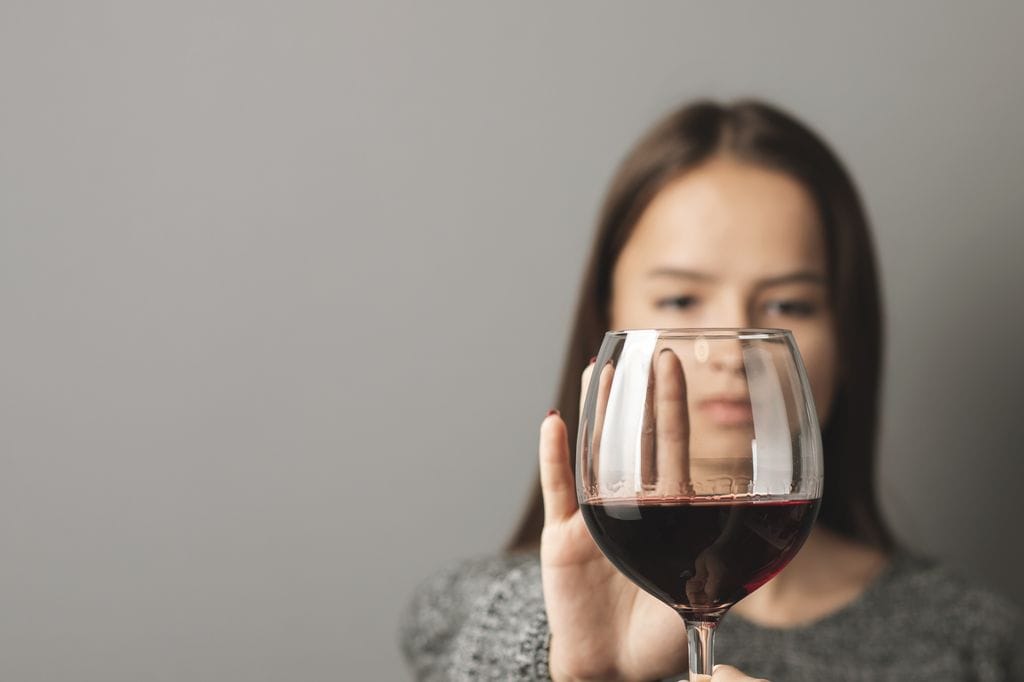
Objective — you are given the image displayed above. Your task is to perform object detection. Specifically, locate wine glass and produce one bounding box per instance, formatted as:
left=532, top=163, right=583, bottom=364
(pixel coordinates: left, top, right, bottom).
left=577, top=329, right=823, bottom=681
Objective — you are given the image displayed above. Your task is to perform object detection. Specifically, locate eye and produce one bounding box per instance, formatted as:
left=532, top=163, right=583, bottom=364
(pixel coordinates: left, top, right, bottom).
left=655, top=295, right=699, bottom=310
left=763, top=300, right=817, bottom=317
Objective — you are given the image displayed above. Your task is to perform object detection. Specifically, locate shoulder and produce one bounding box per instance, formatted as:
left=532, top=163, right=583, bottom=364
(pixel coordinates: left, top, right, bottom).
left=399, top=552, right=547, bottom=680
left=727, top=551, right=1022, bottom=680
left=885, top=552, right=1020, bottom=628
left=398, top=553, right=541, bottom=649
left=874, top=551, right=1022, bottom=675
left=404, top=552, right=541, bottom=617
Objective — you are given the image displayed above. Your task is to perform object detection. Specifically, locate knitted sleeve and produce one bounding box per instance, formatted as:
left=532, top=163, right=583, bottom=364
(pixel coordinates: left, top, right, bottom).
left=399, top=553, right=552, bottom=681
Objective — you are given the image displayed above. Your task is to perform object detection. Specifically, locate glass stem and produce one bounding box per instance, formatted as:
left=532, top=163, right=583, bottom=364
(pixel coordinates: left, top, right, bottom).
left=684, top=616, right=718, bottom=681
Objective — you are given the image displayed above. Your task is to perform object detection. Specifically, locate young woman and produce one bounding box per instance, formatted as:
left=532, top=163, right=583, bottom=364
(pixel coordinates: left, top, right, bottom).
left=400, top=100, right=1021, bottom=681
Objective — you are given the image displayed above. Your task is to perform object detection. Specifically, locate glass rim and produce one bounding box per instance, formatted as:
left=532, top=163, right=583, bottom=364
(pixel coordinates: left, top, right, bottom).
left=605, top=327, right=794, bottom=340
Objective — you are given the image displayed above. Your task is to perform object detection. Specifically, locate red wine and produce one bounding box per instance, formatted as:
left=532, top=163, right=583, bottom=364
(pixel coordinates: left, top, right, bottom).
left=580, top=497, right=819, bottom=617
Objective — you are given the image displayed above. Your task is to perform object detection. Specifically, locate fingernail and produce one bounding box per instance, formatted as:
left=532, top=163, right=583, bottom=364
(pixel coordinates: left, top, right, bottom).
left=588, top=356, right=597, bottom=364
left=547, top=408, right=560, bottom=417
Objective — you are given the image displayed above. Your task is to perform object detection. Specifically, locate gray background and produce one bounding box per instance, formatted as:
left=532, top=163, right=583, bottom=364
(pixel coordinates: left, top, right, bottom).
left=2, top=1, right=1022, bottom=680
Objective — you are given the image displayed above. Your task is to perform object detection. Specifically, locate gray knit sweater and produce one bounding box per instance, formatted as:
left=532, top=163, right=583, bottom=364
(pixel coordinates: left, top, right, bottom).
left=400, top=551, right=1022, bottom=681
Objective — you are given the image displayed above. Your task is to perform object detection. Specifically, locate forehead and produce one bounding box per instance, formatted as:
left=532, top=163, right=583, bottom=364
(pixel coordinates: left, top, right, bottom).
left=619, top=157, right=826, bottom=278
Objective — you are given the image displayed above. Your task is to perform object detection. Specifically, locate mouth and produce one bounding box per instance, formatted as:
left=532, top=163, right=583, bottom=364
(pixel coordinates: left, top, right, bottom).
left=697, top=397, right=754, bottom=426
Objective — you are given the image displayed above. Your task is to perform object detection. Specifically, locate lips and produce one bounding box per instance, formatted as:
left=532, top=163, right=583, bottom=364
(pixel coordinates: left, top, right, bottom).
left=697, top=397, right=754, bottom=426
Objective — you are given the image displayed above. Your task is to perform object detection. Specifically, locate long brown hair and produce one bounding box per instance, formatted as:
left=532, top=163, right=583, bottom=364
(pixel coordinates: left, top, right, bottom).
left=507, top=99, right=893, bottom=552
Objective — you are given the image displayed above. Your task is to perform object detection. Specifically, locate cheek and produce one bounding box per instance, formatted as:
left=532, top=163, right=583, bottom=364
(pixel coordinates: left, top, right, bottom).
left=790, top=323, right=839, bottom=425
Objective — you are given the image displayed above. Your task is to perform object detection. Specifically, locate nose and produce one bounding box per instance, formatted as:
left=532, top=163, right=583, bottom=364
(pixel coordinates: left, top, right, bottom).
left=691, top=295, right=753, bottom=374
left=702, top=299, right=750, bottom=375
left=709, top=340, right=746, bottom=376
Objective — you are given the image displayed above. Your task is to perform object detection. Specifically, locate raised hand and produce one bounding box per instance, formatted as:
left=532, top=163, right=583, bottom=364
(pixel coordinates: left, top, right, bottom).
left=540, top=356, right=689, bottom=682
left=540, top=349, right=777, bottom=682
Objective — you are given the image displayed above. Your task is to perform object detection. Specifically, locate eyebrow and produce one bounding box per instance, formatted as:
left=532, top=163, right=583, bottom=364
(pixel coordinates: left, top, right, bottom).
left=646, top=267, right=826, bottom=289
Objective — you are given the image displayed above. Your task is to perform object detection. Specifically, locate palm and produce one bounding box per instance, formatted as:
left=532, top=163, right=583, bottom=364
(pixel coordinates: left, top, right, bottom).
left=538, top=357, right=693, bottom=680
left=542, top=507, right=687, bottom=680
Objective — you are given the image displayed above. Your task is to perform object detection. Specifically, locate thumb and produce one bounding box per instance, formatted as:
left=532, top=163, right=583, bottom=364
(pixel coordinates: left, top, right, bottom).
left=712, top=664, right=770, bottom=681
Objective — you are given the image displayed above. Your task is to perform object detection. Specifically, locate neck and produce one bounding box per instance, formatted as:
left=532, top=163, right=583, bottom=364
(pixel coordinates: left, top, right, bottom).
left=728, top=524, right=889, bottom=628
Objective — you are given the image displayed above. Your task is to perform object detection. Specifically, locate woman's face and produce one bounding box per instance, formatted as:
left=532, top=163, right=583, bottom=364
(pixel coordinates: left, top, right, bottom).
left=610, top=156, right=839, bottom=456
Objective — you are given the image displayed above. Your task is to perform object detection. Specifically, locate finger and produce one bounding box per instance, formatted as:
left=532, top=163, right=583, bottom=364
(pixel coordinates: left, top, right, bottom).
left=703, top=553, right=723, bottom=602
left=685, top=575, right=705, bottom=606
left=655, top=349, right=690, bottom=495
left=686, top=550, right=710, bottom=606
left=589, top=362, right=615, bottom=477
left=712, top=664, right=770, bottom=682
left=638, top=358, right=657, bottom=485
left=577, top=362, right=595, bottom=491
left=578, top=359, right=595, bottom=418
left=539, top=412, right=577, bottom=524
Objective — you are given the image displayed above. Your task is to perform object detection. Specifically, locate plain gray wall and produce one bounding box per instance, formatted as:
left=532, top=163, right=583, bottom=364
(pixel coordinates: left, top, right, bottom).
left=2, top=2, right=1022, bottom=680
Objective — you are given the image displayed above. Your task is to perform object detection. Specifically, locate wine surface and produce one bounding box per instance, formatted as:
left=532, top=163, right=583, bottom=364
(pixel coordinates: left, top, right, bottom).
left=579, top=497, right=819, bottom=616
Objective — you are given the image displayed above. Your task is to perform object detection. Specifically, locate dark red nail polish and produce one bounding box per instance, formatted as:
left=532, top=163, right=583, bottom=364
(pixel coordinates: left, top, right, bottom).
left=589, top=356, right=597, bottom=364
left=547, top=409, right=560, bottom=417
